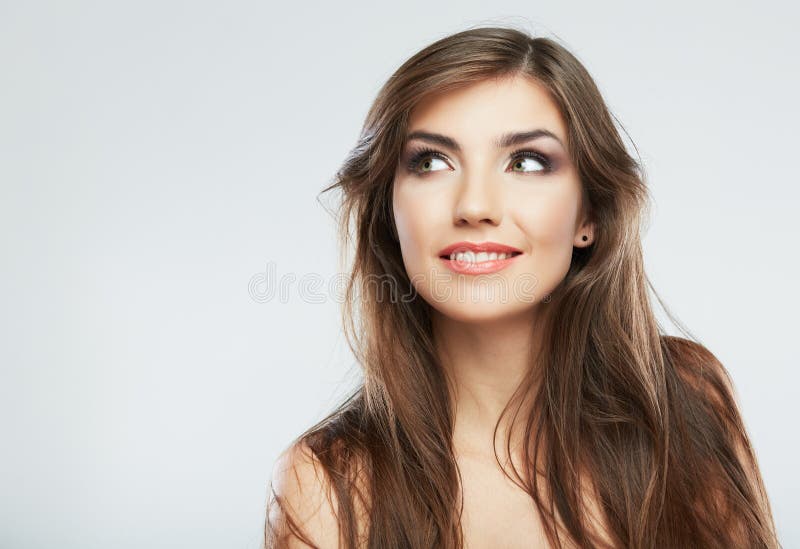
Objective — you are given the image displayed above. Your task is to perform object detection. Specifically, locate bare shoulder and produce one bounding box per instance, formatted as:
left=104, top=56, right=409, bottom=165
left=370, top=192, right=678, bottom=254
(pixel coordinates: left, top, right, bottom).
left=267, top=441, right=341, bottom=548
left=662, top=337, right=754, bottom=479
left=662, top=335, right=738, bottom=405
left=663, top=336, right=778, bottom=544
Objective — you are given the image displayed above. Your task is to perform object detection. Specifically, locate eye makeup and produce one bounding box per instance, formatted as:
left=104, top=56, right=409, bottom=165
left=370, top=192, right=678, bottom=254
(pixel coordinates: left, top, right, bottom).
left=402, top=145, right=557, bottom=176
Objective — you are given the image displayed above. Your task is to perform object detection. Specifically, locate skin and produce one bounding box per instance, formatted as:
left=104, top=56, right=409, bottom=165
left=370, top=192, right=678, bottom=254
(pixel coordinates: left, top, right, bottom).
left=392, top=73, right=595, bottom=468
left=273, top=74, right=760, bottom=549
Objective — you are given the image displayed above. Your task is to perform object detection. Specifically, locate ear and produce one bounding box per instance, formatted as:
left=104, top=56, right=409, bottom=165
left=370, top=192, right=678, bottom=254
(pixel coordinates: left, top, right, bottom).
left=574, top=217, right=595, bottom=248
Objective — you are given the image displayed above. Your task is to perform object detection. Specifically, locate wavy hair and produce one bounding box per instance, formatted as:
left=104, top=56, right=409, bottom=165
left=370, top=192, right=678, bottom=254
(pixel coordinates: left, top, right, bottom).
left=265, top=26, right=780, bottom=548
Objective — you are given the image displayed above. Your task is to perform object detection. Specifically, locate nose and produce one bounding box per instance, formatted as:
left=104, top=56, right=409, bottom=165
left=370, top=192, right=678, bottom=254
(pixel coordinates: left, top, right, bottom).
left=453, top=175, right=503, bottom=227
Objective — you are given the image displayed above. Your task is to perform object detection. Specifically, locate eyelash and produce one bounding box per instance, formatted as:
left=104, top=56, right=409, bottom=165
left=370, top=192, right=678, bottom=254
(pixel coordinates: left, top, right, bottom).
left=404, top=146, right=554, bottom=176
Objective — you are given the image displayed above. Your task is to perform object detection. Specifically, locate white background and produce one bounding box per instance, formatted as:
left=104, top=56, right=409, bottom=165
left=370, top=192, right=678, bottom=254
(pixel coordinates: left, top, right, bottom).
left=1, top=1, right=797, bottom=547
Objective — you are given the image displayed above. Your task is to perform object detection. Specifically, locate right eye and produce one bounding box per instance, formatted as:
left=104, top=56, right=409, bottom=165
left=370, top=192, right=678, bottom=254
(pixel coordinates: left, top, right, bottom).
left=406, top=148, right=451, bottom=175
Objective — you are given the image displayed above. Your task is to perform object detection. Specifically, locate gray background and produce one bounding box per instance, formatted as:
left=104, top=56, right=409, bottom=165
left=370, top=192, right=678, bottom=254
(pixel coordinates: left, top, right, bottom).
left=1, top=1, right=797, bottom=547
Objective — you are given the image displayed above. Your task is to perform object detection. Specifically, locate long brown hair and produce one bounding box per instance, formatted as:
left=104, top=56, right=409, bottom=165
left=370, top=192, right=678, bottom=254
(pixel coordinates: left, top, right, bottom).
left=265, top=26, right=780, bottom=548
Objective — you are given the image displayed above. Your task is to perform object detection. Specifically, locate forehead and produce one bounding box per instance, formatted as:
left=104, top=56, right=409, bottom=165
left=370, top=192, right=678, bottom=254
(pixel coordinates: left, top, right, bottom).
left=406, top=75, right=568, bottom=146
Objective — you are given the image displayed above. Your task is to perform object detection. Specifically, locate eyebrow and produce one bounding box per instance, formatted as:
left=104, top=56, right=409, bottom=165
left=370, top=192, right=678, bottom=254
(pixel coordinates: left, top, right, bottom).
left=403, top=128, right=566, bottom=152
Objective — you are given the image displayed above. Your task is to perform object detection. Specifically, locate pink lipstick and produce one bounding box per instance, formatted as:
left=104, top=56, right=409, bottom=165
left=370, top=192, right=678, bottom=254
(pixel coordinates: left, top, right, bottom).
left=437, top=241, right=523, bottom=275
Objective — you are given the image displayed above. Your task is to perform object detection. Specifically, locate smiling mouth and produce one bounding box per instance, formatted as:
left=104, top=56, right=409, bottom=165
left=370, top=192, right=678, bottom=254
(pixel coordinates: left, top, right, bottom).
left=440, top=251, right=523, bottom=262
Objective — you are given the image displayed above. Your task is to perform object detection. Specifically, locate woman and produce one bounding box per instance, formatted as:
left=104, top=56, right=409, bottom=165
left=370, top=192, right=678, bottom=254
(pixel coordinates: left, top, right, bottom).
left=265, top=26, right=780, bottom=549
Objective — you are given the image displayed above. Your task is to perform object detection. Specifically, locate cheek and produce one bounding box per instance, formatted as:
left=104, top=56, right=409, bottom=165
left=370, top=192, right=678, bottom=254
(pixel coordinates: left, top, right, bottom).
left=392, top=181, right=446, bottom=269
left=510, top=182, right=580, bottom=242
left=511, top=183, right=581, bottom=271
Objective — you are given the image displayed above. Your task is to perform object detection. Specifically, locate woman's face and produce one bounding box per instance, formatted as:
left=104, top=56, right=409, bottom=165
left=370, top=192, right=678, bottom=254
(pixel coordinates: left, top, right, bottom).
left=392, top=74, right=594, bottom=324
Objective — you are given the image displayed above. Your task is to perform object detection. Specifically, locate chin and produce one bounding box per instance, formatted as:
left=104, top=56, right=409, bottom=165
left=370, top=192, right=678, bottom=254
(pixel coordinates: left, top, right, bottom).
left=427, top=298, right=540, bottom=325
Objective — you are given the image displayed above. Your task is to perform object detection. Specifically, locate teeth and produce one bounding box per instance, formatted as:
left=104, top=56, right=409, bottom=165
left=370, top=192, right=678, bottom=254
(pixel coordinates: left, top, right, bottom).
left=451, top=251, right=512, bottom=263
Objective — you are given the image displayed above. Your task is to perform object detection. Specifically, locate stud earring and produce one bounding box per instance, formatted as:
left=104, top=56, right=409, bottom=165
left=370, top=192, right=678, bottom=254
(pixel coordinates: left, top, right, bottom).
left=582, top=235, right=588, bottom=242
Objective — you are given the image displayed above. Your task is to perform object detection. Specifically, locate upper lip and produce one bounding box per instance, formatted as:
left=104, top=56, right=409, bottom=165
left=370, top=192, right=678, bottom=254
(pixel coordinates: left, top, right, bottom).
left=438, top=241, right=523, bottom=257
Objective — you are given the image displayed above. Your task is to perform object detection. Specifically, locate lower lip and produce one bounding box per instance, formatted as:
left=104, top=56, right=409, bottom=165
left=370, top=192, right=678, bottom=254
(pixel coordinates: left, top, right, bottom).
left=439, top=254, right=522, bottom=275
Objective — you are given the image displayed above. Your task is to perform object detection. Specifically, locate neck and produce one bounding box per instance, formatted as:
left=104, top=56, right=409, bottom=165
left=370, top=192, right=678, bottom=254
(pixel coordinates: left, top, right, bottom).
left=432, top=308, right=544, bottom=465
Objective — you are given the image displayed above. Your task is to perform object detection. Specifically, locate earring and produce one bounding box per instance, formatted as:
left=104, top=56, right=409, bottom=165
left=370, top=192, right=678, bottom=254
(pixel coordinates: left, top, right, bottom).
left=582, top=235, right=588, bottom=242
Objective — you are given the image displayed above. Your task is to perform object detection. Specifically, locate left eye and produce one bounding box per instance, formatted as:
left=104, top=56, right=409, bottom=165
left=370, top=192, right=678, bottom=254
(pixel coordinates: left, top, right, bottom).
left=509, top=152, right=550, bottom=173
